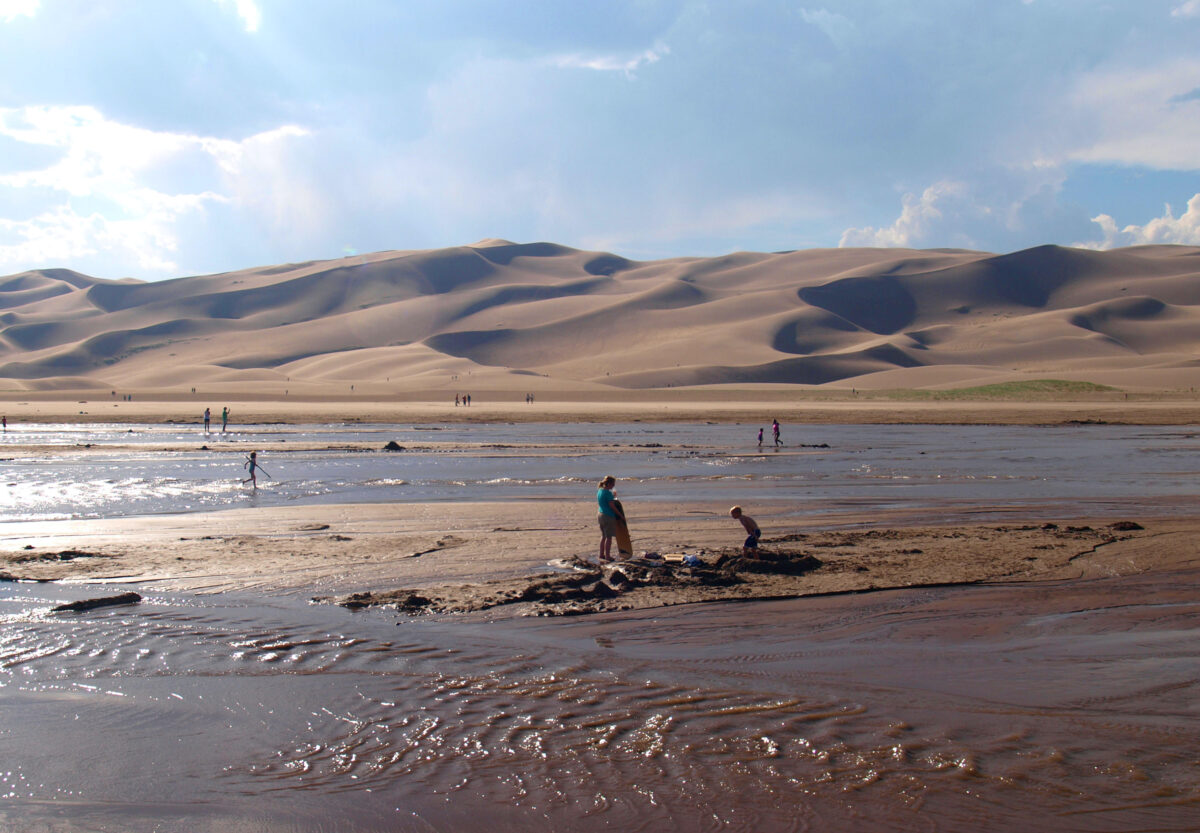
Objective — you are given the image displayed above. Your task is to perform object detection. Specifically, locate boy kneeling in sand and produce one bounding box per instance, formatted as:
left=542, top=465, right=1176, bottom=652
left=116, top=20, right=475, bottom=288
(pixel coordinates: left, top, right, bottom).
left=730, top=506, right=761, bottom=555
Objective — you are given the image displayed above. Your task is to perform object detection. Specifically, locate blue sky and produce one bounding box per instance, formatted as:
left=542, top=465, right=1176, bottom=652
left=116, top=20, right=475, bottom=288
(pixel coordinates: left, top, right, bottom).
left=1, top=0, right=1199, bottom=280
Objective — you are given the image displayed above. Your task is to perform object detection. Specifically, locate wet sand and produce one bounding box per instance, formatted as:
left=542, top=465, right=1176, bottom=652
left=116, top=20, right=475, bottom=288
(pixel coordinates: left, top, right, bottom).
left=2, top=531, right=1198, bottom=832
left=2, top=497, right=1197, bottom=616
left=3, top=413, right=1200, bottom=830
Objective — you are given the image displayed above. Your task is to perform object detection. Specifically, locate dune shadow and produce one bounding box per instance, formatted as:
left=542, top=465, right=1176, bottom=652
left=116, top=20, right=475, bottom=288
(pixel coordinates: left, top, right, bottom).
left=798, top=276, right=917, bottom=335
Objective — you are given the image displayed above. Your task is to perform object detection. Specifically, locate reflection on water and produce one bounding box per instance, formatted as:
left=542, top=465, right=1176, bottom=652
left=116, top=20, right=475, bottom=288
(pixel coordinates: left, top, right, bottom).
left=4, top=421, right=1200, bottom=830
left=4, top=422, right=1200, bottom=522
left=1, top=575, right=1198, bottom=832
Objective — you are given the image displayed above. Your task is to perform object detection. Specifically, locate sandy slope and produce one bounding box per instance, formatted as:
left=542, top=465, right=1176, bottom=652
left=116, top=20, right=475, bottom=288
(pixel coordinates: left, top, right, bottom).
left=3, top=241, right=1200, bottom=394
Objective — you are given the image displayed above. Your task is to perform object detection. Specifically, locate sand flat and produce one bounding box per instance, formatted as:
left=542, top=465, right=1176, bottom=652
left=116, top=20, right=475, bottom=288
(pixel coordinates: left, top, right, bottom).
left=3, top=497, right=1194, bottom=619
left=4, top=393, right=1200, bottom=425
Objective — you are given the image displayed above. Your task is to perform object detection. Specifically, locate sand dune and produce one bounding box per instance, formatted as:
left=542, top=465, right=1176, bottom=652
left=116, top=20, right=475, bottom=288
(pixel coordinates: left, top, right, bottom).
left=2, top=241, right=1200, bottom=393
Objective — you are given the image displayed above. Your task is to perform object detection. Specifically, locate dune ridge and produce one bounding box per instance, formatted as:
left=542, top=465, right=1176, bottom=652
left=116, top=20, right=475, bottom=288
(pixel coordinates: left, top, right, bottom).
left=2, top=242, right=1199, bottom=393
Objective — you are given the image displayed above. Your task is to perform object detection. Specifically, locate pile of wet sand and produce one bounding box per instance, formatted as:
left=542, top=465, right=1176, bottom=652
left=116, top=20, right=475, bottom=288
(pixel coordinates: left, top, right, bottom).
left=326, top=521, right=1147, bottom=617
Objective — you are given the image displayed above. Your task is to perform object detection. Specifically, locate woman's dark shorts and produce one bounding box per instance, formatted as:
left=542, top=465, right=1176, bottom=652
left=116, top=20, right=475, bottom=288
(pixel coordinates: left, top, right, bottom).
left=598, top=513, right=618, bottom=537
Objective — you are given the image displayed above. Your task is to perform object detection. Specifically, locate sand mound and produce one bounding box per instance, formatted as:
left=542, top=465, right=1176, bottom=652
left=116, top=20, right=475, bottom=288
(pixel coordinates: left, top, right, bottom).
left=3, top=242, right=1200, bottom=392
left=322, top=522, right=1146, bottom=618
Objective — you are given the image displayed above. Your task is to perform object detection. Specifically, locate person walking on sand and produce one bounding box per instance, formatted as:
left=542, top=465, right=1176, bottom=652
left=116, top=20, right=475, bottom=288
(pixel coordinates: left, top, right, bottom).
left=243, top=451, right=268, bottom=490
left=597, top=475, right=619, bottom=563
left=203, top=407, right=211, bottom=433
left=757, top=427, right=763, bottom=448
left=772, top=418, right=781, bottom=447
left=730, top=506, right=762, bottom=555
left=221, top=406, right=229, bottom=432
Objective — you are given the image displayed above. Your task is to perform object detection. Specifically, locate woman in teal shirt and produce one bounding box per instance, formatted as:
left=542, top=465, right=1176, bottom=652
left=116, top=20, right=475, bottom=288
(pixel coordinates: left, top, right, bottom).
left=597, top=475, right=618, bottom=562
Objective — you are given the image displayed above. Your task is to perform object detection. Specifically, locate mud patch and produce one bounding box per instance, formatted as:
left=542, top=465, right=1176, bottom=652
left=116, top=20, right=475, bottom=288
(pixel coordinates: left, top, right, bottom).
left=52, top=591, right=142, bottom=613
left=0, top=549, right=115, bottom=581
left=405, top=534, right=467, bottom=559
left=714, top=551, right=822, bottom=575
left=328, top=546, right=824, bottom=616
left=322, top=521, right=1148, bottom=618
left=10, top=549, right=111, bottom=564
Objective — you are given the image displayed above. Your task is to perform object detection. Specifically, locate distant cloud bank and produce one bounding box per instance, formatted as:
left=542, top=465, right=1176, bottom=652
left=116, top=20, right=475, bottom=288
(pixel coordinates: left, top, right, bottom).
left=1086, top=195, right=1200, bottom=248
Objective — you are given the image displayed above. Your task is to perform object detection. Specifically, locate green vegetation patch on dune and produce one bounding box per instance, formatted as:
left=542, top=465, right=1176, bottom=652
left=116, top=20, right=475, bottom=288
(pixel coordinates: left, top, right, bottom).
left=888, top=379, right=1118, bottom=400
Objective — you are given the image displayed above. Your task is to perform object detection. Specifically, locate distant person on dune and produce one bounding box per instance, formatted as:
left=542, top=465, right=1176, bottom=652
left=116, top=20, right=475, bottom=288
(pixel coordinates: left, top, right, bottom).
left=730, top=506, right=761, bottom=555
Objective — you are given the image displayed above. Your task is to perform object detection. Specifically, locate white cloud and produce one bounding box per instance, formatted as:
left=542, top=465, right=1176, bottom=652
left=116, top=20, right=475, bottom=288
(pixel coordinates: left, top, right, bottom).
left=836, top=170, right=1094, bottom=252
left=213, top=0, right=261, bottom=32
left=1084, top=194, right=1200, bottom=248
left=200, top=124, right=311, bottom=176
left=549, top=41, right=669, bottom=77
left=799, top=9, right=856, bottom=48
left=0, top=105, right=309, bottom=276
left=212, top=125, right=327, bottom=243
left=1172, top=0, right=1200, bottom=17
left=582, top=190, right=826, bottom=256
left=1067, top=58, right=1200, bottom=169
left=0, top=106, right=204, bottom=199
left=0, top=0, right=37, bottom=22
left=839, top=181, right=972, bottom=248
left=0, top=203, right=207, bottom=274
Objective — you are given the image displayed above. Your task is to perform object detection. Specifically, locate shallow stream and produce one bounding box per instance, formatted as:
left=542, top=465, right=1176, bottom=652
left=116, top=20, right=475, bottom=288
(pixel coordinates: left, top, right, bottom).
left=4, top=422, right=1199, bottom=522
left=2, top=570, right=1198, bottom=832
left=2, top=421, right=1199, bottom=830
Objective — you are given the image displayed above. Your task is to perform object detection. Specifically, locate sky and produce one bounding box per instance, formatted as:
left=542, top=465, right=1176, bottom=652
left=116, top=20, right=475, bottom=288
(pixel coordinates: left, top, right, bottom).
left=1, top=0, right=1200, bottom=281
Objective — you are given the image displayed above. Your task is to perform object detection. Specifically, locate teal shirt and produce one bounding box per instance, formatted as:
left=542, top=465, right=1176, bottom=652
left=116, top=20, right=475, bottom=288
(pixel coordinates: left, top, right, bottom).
left=597, top=487, right=617, bottom=517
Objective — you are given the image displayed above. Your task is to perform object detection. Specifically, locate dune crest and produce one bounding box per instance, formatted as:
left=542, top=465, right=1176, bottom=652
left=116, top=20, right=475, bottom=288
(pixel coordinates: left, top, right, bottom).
left=2, top=243, right=1199, bottom=392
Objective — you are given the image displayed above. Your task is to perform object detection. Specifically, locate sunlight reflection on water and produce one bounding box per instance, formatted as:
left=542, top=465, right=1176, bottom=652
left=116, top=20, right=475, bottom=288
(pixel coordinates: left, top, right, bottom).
left=3, top=421, right=1200, bottom=830
left=3, top=422, right=1199, bottom=522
